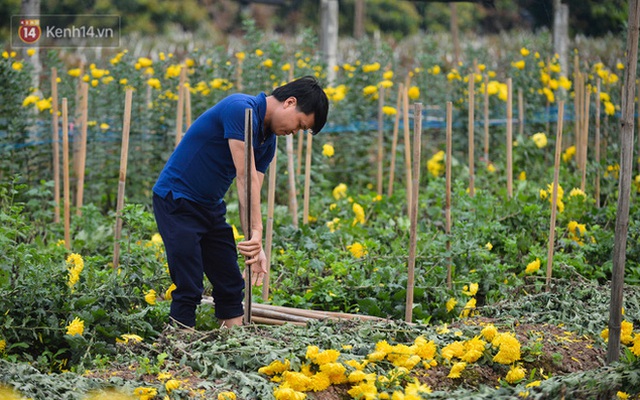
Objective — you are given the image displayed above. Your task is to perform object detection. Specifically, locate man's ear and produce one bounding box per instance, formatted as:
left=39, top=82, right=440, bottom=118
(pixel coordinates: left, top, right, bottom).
left=284, top=96, right=297, bottom=108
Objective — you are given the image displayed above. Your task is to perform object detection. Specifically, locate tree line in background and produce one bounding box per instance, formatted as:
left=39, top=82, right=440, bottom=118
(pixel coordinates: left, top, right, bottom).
left=0, top=0, right=629, bottom=45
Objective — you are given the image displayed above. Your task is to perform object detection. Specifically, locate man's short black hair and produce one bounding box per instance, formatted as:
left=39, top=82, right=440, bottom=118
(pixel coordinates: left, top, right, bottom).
left=271, top=75, right=329, bottom=135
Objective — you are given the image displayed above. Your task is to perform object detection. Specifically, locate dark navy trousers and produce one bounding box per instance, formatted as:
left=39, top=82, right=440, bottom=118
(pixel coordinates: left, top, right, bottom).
left=153, top=192, right=244, bottom=327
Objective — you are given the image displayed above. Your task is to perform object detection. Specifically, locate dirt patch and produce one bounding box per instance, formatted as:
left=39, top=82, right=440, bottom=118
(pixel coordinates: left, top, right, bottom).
left=308, top=317, right=606, bottom=398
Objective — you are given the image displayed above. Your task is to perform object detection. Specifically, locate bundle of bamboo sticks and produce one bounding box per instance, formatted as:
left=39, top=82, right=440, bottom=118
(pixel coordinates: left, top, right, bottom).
left=201, top=296, right=387, bottom=326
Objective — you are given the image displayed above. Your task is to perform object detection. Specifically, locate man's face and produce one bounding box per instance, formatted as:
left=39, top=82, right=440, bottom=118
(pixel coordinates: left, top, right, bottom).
left=271, top=96, right=315, bottom=136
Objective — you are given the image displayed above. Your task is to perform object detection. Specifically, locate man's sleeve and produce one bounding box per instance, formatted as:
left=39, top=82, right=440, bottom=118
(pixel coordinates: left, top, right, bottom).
left=222, top=100, right=248, bottom=141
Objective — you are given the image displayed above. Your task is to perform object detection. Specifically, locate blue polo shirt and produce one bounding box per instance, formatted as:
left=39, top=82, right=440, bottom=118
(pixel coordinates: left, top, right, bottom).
left=153, top=92, right=276, bottom=207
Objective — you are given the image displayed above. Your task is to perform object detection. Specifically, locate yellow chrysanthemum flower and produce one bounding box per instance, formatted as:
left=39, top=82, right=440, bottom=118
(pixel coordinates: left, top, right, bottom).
left=116, top=334, right=143, bottom=344
left=352, top=203, right=366, bottom=225
left=407, top=86, right=420, bottom=100
left=165, top=283, right=176, bottom=300
left=382, top=106, right=397, bottom=116
left=147, top=78, right=161, bottom=89
left=531, top=132, right=547, bottom=148
left=525, top=258, right=541, bottom=274
left=362, top=85, right=378, bottom=96
left=446, top=298, right=457, bottom=312
left=492, top=332, right=521, bottom=364
left=218, top=392, right=237, bottom=400
left=144, top=289, right=157, bottom=305
left=273, top=387, right=306, bottom=400
left=23, top=94, right=39, bottom=107
left=427, top=151, right=445, bottom=177
left=164, top=379, right=180, bottom=392
left=506, top=365, right=526, bottom=384
left=332, top=183, right=347, bottom=200
left=137, top=57, right=153, bottom=68
left=347, top=242, right=367, bottom=258
left=481, top=324, right=498, bottom=342
left=66, top=317, right=85, bottom=336
left=512, top=60, right=525, bottom=70
left=133, top=387, right=157, bottom=400
left=447, top=362, right=467, bottom=379
left=459, top=298, right=476, bottom=318
left=322, top=144, right=334, bottom=157
left=462, top=283, right=478, bottom=296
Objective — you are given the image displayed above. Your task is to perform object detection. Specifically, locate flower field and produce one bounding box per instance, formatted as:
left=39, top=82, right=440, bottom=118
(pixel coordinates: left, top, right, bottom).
left=1, top=20, right=640, bottom=399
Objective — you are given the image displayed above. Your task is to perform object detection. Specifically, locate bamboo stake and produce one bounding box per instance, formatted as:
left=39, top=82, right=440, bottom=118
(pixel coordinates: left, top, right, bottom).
left=236, top=59, right=243, bottom=92
left=303, top=131, right=313, bottom=225
left=595, top=79, right=601, bottom=208
left=203, top=297, right=387, bottom=322
left=581, top=89, right=591, bottom=191
left=573, top=54, right=580, bottom=152
left=296, top=129, right=304, bottom=177
left=263, top=140, right=277, bottom=301
left=506, top=78, right=513, bottom=198
left=468, top=74, right=475, bottom=196
left=576, top=74, right=583, bottom=170
left=75, top=82, right=89, bottom=216
left=62, top=99, right=71, bottom=250
left=112, top=89, right=134, bottom=269
left=377, top=86, right=386, bottom=196
left=250, top=307, right=315, bottom=323
left=185, top=84, right=192, bottom=129
left=546, top=101, right=565, bottom=290
left=251, top=316, right=306, bottom=327
left=51, top=68, right=60, bottom=223
left=387, top=83, right=403, bottom=197
left=446, top=102, right=453, bottom=289
left=402, top=82, right=412, bottom=214
left=174, top=65, right=187, bottom=148
left=405, top=102, right=422, bottom=323
left=608, top=0, right=640, bottom=363
left=286, top=134, right=299, bottom=228
left=483, top=73, right=490, bottom=161
left=243, top=108, right=254, bottom=325
left=518, top=88, right=524, bottom=137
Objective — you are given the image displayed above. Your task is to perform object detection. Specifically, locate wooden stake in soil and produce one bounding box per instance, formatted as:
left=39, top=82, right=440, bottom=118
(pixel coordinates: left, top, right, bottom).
left=546, top=101, right=564, bottom=289
left=446, top=102, right=453, bottom=289
left=185, top=84, right=192, bottom=129
left=405, top=102, right=423, bottom=323
left=243, top=108, right=254, bottom=325
left=608, top=0, right=640, bottom=364
left=402, top=82, right=413, bottom=214
left=595, top=79, right=602, bottom=208
left=387, top=83, right=403, bottom=197
left=580, top=89, right=591, bottom=191
left=483, top=73, right=490, bottom=161
left=518, top=88, right=524, bottom=137
left=506, top=78, right=513, bottom=198
left=286, top=134, right=299, bottom=228
left=303, top=130, right=313, bottom=225
left=263, top=140, right=278, bottom=301
left=575, top=72, right=584, bottom=167
left=174, top=65, right=187, bottom=148
left=75, top=82, right=89, bottom=216
left=296, top=129, right=304, bottom=177
left=62, top=98, right=71, bottom=250
left=377, top=86, right=386, bottom=196
left=112, top=89, right=134, bottom=269
left=468, top=74, right=475, bottom=196
left=51, top=68, right=60, bottom=223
